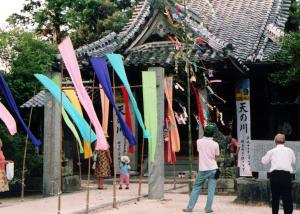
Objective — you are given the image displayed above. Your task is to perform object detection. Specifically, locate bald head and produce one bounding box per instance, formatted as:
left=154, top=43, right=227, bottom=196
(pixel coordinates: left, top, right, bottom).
left=274, top=133, right=285, bottom=145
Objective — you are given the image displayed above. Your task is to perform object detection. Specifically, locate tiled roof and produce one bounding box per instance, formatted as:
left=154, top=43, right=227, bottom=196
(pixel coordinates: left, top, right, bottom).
left=20, top=90, right=46, bottom=108
left=20, top=81, right=96, bottom=108
left=76, top=0, right=152, bottom=58
left=125, top=41, right=224, bottom=66
left=186, top=0, right=291, bottom=61
left=75, top=0, right=291, bottom=63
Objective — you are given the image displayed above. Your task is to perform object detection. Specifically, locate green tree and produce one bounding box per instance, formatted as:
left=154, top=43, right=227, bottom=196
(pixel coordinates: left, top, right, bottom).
left=8, top=0, right=134, bottom=47
left=1, top=124, right=43, bottom=189
left=0, top=29, right=57, bottom=105
left=270, top=1, right=300, bottom=86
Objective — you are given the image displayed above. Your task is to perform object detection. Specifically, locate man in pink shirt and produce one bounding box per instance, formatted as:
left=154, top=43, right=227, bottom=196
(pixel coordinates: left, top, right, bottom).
left=183, top=124, right=220, bottom=213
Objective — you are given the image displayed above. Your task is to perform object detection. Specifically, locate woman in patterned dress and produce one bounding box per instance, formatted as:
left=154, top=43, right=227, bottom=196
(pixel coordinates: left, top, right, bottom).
left=95, top=149, right=112, bottom=189
left=0, top=139, right=11, bottom=193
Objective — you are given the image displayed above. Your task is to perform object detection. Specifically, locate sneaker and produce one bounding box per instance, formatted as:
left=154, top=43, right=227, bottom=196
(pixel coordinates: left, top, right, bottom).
left=205, top=209, right=213, bottom=213
left=182, top=208, right=193, bottom=212
left=119, top=186, right=122, bottom=190
left=125, top=186, right=129, bottom=190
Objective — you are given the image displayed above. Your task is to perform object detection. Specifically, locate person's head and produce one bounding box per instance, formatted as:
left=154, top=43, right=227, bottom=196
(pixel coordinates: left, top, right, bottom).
left=204, top=124, right=217, bottom=137
left=274, top=133, right=285, bottom=145
left=121, top=155, right=130, bottom=164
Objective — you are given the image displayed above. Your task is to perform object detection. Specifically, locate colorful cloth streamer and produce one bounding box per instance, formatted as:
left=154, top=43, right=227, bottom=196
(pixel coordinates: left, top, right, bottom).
left=90, top=57, right=136, bottom=147
left=191, top=83, right=205, bottom=127
left=106, top=54, right=150, bottom=139
left=164, top=117, right=176, bottom=164
left=207, top=85, right=226, bottom=103
left=142, top=71, right=157, bottom=162
left=58, top=36, right=108, bottom=150
left=52, top=75, right=83, bottom=154
left=0, top=74, right=41, bottom=146
left=64, top=89, right=92, bottom=159
left=0, top=102, right=17, bottom=135
left=120, top=85, right=134, bottom=153
left=209, top=80, right=222, bottom=83
left=34, top=74, right=96, bottom=144
left=100, top=88, right=109, bottom=137
left=164, top=77, right=180, bottom=152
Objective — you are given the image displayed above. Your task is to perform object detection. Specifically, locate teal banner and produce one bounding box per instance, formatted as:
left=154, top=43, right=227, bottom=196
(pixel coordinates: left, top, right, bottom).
left=107, top=54, right=149, bottom=139
left=34, top=74, right=96, bottom=143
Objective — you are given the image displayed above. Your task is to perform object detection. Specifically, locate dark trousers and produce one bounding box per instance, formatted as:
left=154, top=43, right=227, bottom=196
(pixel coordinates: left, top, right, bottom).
left=270, top=170, right=293, bottom=214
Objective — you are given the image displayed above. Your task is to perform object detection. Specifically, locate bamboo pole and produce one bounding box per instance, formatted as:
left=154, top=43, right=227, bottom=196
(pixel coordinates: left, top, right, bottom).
left=20, top=91, right=36, bottom=202
left=112, top=70, right=117, bottom=208
left=137, top=138, right=145, bottom=201
left=186, top=62, right=193, bottom=194
left=62, top=85, right=143, bottom=90
left=75, top=137, right=82, bottom=187
left=57, top=63, right=64, bottom=214
left=182, top=0, right=193, bottom=194
left=85, top=73, right=96, bottom=214
left=173, top=163, right=176, bottom=190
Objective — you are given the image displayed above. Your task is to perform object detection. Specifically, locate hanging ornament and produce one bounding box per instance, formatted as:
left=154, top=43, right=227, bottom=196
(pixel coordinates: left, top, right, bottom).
left=208, top=69, right=214, bottom=78
left=196, top=37, right=204, bottom=46
left=190, top=75, right=196, bottom=82
left=175, top=112, right=186, bottom=125
left=178, top=103, right=188, bottom=119
left=209, top=80, right=222, bottom=83
left=174, top=82, right=184, bottom=91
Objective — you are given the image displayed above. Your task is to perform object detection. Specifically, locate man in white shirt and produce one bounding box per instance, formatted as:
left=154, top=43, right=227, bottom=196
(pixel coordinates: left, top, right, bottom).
left=261, top=133, right=296, bottom=214
left=183, top=124, right=220, bottom=213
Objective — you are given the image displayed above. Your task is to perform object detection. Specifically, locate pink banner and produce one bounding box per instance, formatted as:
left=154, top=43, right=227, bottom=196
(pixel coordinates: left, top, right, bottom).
left=100, top=88, right=109, bottom=137
left=164, top=77, right=180, bottom=152
left=0, top=102, right=17, bottom=135
left=58, top=37, right=108, bottom=150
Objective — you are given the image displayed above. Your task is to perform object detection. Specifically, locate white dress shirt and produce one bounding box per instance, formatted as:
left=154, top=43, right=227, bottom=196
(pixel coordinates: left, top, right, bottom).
left=261, top=144, right=296, bottom=173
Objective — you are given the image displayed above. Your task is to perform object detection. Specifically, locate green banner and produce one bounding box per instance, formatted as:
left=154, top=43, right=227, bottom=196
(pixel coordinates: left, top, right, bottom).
left=142, top=71, right=157, bottom=162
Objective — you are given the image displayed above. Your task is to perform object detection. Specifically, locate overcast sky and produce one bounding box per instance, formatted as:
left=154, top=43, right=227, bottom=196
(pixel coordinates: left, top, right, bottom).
left=0, top=0, right=26, bottom=27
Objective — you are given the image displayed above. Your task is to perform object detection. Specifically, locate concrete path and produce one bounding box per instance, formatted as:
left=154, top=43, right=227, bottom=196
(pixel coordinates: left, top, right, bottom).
left=0, top=182, right=299, bottom=214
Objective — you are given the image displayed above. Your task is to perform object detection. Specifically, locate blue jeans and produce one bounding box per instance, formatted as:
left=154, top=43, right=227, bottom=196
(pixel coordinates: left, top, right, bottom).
left=187, top=169, right=217, bottom=212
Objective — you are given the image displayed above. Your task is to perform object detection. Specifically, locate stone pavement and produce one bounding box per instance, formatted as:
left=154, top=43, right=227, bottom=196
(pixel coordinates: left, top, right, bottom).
left=0, top=182, right=299, bottom=214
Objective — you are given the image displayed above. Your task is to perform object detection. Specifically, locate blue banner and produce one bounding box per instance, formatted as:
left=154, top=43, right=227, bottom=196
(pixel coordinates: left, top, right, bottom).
left=0, top=74, right=41, bottom=146
left=90, top=57, right=136, bottom=146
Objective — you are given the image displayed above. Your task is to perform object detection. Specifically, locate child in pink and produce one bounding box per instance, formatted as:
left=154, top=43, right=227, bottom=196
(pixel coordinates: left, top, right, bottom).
left=119, top=156, right=130, bottom=190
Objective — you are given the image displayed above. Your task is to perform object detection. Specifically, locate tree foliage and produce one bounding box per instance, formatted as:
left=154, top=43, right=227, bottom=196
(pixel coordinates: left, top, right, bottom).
left=8, top=0, right=135, bottom=47
left=270, top=31, right=300, bottom=86
left=0, top=29, right=57, bottom=104
left=1, top=124, right=43, bottom=186
left=270, top=1, right=300, bottom=86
